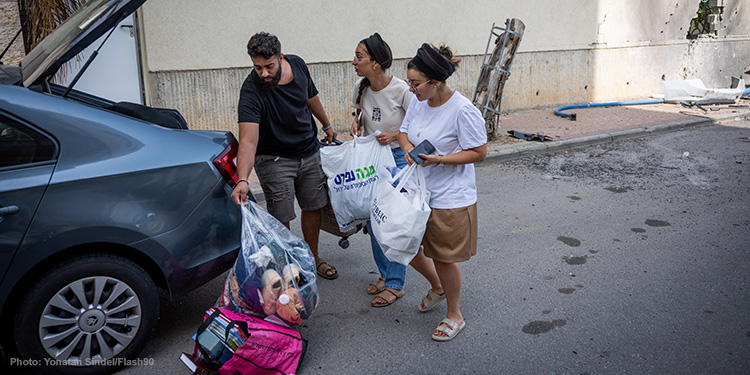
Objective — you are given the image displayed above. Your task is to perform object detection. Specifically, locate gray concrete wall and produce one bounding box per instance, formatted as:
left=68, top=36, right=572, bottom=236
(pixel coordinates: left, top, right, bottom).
left=718, top=0, right=748, bottom=37
left=146, top=37, right=750, bottom=134
left=3, top=1, right=749, bottom=136
left=140, top=0, right=750, bottom=133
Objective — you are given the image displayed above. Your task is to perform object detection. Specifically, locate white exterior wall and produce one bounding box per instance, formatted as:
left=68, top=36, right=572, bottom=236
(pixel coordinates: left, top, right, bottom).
left=137, top=0, right=750, bottom=132
left=139, top=0, right=600, bottom=70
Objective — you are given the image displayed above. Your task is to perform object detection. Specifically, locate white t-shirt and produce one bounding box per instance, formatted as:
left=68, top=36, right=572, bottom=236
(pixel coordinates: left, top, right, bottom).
left=352, top=77, right=413, bottom=149
left=399, top=91, right=487, bottom=209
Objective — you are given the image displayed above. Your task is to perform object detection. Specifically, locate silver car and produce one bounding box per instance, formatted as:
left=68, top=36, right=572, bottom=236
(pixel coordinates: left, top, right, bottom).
left=0, top=0, right=241, bottom=374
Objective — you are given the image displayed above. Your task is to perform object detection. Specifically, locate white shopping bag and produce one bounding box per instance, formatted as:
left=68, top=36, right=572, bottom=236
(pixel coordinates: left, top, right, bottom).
left=370, top=163, right=431, bottom=265
left=320, top=131, right=396, bottom=231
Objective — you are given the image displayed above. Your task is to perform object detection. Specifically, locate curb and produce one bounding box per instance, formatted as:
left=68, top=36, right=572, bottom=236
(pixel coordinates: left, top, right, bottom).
left=249, top=110, right=750, bottom=201
left=483, top=112, right=747, bottom=164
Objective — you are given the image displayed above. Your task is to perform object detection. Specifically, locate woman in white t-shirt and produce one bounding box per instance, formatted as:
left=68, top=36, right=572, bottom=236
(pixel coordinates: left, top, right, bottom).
left=350, top=33, right=414, bottom=308
left=398, top=43, right=487, bottom=341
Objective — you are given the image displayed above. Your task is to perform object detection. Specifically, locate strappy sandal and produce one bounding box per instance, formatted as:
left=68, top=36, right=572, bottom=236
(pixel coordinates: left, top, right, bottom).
left=371, top=288, right=404, bottom=307
left=315, top=258, right=338, bottom=280
left=367, top=278, right=385, bottom=295
left=418, top=289, right=446, bottom=312
left=431, top=318, right=466, bottom=341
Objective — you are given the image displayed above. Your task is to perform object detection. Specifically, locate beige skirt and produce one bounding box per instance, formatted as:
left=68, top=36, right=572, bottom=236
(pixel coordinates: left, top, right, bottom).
left=422, top=203, right=478, bottom=263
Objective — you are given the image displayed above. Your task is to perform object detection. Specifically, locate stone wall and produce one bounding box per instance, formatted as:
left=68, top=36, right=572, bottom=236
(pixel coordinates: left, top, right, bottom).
left=0, top=0, right=24, bottom=66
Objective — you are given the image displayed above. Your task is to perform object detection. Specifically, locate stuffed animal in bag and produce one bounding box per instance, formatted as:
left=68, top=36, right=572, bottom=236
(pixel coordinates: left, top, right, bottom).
left=218, top=268, right=258, bottom=314
left=217, top=201, right=320, bottom=327
left=260, top=269, right=282, bottom=315
left=255, top=264, right=304, bottom=325
left=276, top=265, right=303, bottom=325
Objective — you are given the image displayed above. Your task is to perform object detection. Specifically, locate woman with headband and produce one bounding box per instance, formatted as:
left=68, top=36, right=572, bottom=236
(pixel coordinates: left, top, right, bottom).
left=399, top=43, right=487, bottom=341
left=350, top=33, right=414, bottom=307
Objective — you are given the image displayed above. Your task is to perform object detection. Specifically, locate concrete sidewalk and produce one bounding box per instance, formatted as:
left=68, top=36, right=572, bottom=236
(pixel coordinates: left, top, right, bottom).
left=484, top=98, right=750, bottom=162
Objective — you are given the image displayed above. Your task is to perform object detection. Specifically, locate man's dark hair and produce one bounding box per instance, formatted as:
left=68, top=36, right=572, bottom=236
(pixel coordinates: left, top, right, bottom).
left=247, top=32, right=281, bottom=59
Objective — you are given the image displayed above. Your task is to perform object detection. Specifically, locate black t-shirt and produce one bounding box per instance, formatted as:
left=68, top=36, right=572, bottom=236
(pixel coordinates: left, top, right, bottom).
left=238, top=54, right=320, bottom=159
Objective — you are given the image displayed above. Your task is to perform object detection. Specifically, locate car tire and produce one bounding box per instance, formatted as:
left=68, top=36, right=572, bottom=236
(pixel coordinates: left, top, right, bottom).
left=13, top=253, right=159, bottom=375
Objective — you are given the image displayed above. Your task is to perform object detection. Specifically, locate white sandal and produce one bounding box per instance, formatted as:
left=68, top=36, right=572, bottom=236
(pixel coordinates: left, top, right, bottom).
left=431, top=318, right=466, bottom=341
left=418, top=289, right=445, bottom=312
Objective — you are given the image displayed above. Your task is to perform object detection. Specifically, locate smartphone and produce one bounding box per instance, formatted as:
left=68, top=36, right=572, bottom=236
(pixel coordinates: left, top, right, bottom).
left=409, top=139, right=436, bottom=164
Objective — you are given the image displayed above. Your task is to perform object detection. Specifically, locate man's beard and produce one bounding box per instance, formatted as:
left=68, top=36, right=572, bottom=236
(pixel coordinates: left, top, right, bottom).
left=260, top=64, right=282, bottom=89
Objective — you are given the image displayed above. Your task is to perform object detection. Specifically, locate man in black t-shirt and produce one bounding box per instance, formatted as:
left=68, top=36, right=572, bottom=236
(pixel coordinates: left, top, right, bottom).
left=231, top=32, right=339, bottom=279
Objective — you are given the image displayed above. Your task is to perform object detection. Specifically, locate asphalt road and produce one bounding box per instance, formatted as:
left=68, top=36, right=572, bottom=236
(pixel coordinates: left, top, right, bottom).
left=12, top=122, right=747, bottom=375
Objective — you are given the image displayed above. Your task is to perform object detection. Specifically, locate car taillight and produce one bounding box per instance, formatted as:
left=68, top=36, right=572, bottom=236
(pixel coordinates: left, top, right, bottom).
left=213, top=137, right=239, bottom=188
left=177, top=112, right=188, bottom=128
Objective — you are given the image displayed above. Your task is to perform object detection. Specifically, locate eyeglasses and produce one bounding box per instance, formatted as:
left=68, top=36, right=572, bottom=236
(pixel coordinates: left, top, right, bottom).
left=353, top=55, right=371, bottom=62
left=406, top=79, right=433, bottom=92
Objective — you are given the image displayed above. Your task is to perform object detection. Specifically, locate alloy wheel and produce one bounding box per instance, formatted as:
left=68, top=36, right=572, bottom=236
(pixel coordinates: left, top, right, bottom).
left=38, top=276, right=142, bottom=364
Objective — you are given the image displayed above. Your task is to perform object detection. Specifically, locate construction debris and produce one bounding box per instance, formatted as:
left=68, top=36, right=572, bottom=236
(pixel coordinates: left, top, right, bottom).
left=507, top=130, right=553, bottom=142
left=473, top=18, right=525, bottom=140
left=661, top=77, right=745, bottom=104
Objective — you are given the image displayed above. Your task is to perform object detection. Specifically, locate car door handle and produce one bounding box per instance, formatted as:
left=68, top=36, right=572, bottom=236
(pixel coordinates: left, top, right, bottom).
left=0, top=205, right=19, bottom=216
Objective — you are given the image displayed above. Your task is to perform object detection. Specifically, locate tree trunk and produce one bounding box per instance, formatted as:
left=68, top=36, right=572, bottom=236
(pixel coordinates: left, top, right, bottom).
left=16, top=0, right=31, bottom=53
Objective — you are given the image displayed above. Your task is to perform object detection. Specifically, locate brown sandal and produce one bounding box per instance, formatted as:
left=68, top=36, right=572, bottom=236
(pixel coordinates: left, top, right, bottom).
left=316, top=258, right=338, bottom=280
left=367, top=278, right=385, bottom=295
left=371, top=288, right=404, bottom=307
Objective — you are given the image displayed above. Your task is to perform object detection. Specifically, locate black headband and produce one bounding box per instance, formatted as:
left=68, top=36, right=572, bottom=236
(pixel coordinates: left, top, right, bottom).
left=362, top=33, right=392, bottom=69
left=409, top=43, right=454, bottom=82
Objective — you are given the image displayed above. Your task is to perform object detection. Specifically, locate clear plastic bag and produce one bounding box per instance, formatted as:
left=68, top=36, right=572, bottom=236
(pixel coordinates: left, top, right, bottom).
left=217, top=201, right=318, bottom=328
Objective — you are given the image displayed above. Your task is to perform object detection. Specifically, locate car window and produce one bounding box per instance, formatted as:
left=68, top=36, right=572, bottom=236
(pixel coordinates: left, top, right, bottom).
left=0, top=116, right=56, bottom=168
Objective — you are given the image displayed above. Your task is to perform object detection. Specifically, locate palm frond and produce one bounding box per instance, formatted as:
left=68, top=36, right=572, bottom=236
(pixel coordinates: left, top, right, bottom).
left=18, top=0, right=86, bottom=51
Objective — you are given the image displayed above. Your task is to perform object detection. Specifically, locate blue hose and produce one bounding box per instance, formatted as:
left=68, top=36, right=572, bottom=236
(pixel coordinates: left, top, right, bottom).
left=556, top=87, right=749, bottom=120
left=554, top=99, right=665, bottom=121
